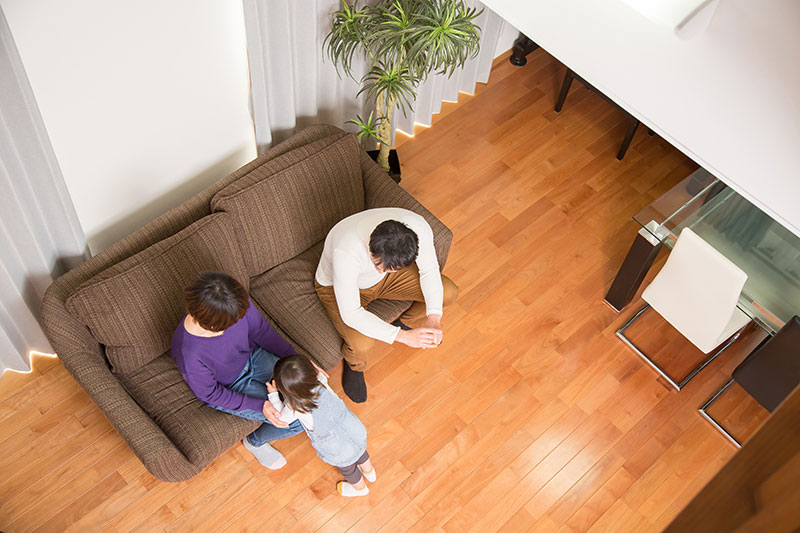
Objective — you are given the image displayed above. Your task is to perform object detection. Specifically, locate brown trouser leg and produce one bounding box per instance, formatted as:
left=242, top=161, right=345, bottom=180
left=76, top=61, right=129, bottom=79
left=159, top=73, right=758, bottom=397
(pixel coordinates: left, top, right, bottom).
left=315, top=265, right=458, bottom=372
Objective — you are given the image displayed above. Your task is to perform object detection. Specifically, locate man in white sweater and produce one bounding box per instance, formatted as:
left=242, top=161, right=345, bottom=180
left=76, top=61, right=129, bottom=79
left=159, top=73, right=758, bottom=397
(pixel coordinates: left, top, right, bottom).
left=315, top=208, right=458, bottom=402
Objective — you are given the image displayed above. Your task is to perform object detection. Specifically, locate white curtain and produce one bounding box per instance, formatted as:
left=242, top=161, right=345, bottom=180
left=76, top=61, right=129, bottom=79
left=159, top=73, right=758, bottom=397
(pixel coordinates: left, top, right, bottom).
left=243, top=0, right=364, bottom=153
left=395, top=1, right=504, bottom=136
left=0, top=7, right=88, bottom=373
left=243, top=0, right=503, bottom=151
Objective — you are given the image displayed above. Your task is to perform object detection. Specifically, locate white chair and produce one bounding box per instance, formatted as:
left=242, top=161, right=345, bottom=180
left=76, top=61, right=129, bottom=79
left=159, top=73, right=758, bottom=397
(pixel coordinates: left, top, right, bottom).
left=617, top=228, right=751, bottom=390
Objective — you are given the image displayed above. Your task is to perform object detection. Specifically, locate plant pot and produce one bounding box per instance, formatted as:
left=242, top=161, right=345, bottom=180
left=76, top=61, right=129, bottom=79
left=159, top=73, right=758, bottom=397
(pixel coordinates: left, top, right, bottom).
left=367, top=149, right=401, bottom=183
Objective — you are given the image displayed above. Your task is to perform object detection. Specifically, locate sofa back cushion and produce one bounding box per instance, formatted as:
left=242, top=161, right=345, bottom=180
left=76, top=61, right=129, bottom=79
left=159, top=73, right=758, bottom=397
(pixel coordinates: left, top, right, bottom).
left=66, top=213, right=249, bottom=373
left=211, top=134, right=364, bottom=275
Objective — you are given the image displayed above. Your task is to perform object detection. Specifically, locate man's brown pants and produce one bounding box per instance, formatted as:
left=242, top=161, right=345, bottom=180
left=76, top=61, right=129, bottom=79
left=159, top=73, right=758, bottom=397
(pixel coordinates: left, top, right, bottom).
left=315, top=265, right=458, bottom=372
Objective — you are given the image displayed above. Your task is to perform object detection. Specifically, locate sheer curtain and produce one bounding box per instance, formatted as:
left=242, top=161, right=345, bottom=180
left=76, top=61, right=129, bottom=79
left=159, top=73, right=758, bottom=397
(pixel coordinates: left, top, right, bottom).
left=394, top=2, right=504, bottom=136
left=242, top=0, right=503, bottom=151
left=0, top=7, right=88, bottom=373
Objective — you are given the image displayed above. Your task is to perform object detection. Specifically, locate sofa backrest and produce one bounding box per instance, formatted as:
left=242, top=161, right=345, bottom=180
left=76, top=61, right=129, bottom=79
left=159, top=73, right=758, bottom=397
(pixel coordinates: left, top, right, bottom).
left=65, top=212, right=249, bottom=373
left=211, top=133, right=365, bottom=276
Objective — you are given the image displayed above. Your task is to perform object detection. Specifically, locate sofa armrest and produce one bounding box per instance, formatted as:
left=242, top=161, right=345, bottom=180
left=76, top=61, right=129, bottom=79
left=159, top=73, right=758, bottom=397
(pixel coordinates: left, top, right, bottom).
left=360, top=150, right=453, bottom=269
left=67, top=349, right=202, bottom=482
left=41, top=285, right=202, bottom=482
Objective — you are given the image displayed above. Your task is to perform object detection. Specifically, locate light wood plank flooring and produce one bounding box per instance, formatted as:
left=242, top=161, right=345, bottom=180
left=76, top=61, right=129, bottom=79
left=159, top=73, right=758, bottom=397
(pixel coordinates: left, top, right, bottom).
left=0, top=50, right=770, bottom=532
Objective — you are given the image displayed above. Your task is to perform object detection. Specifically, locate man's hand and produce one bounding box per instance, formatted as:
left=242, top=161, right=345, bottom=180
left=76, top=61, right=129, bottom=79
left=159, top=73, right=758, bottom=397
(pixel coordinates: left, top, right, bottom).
left=423, top=314, right=443, bottom=346
left=396, top=327, right=441, bottom=349
left=262, top=399, right=288, bottom=428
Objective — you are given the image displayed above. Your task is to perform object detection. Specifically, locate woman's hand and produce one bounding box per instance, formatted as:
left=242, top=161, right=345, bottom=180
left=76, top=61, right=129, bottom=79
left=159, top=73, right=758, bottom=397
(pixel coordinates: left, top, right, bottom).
left=262, top=399, right=288, bottom=427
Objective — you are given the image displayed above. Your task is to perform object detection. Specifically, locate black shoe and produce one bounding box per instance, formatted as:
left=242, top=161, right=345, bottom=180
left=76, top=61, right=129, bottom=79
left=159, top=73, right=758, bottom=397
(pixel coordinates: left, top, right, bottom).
left=391, top=319, right=412, bottom=331
left=342, top=364, right=367, bottom=403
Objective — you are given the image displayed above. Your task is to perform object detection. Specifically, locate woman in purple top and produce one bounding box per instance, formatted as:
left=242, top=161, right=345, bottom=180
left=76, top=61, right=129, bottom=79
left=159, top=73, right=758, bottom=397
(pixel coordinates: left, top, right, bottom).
left=171, top=271, right=303, bottom=469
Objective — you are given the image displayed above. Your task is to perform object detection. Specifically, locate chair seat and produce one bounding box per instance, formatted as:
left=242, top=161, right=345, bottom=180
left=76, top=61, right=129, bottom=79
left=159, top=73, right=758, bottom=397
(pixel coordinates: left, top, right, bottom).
left=642, top=228, right=749, bottom=354
left=712, top=306, right=751, bottom=352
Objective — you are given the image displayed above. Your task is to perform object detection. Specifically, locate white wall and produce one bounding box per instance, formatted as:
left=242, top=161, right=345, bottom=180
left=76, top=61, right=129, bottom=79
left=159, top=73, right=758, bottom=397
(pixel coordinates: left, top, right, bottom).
left=2, top=0, right=256, bottom=253
left=481, top=0, right=800, bottom=238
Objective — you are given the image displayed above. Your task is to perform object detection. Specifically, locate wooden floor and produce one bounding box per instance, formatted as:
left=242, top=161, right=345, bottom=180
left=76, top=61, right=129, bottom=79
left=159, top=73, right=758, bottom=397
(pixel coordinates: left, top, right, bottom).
left=0, top=50, right=772, bottom=532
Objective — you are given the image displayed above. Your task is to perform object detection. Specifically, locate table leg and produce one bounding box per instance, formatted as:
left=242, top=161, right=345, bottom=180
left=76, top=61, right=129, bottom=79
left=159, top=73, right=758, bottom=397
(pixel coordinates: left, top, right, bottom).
left=616, top=117, right=640, bottom=160
left=605, top=227, right=664, bottom=311
left=509, top=33, right=539, bottom=67
left=554, top=69, right=575, bottom=113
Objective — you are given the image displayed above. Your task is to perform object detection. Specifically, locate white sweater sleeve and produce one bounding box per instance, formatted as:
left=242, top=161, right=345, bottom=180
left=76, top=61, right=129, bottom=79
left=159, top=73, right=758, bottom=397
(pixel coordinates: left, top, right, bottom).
left=268, top=391, right=314, bottom=428
left=409, top=216, right=444, bottom=317
left=332, top=248, right=401, bottom=344
left=267, top=392, right=299, bottom=424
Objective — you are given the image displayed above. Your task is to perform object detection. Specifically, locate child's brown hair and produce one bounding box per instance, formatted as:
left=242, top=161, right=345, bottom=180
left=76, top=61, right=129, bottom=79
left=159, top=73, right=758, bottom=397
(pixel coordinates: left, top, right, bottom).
left=273, top=355, right=321, bottom=414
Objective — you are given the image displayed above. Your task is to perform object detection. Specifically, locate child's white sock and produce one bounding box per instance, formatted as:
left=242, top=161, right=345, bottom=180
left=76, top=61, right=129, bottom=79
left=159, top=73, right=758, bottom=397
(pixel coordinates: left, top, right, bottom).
left=359, top=464, right=377, bottom=483
left=337, top=481, right=369, bottom=497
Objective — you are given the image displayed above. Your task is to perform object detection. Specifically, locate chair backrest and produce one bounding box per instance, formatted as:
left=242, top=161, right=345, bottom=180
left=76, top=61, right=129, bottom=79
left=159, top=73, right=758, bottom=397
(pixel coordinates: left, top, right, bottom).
left=733, top=315, right=800, bottom=412
left=643, top=227, right=748, bottom=353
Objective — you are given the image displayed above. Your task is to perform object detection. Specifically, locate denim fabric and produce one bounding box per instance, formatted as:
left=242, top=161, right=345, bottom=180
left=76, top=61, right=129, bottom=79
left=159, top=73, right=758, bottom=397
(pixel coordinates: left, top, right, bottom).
left=304, top=384, right=367, bottom=467
left=208, top=347, right=303, bottom=446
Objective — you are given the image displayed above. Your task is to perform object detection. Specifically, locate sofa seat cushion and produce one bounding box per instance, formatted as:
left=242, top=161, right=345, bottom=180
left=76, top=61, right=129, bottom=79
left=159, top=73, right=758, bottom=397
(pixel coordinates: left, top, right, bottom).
left=66, top=213, right=249, bottom=373
left=249, top=241, right=411, bottom=370
left=118, top=352, right=258, bottom=466
left=211, top=134, right=365, bottom=276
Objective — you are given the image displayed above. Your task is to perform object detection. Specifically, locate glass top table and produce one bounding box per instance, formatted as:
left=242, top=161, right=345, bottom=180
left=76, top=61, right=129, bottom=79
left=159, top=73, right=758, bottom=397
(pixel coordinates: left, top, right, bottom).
left=631, top=169, right=800, bottom=335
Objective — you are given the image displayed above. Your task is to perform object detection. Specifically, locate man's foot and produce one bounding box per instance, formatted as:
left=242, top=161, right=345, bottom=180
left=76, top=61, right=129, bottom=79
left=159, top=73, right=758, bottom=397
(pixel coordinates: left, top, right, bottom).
left=243, top=438, right=286, bottom=469
left=337, top=481, right=369, bottom=497
left=391, top=318, right=412, bottom=331
left=342, top=364, right=367, bottom=403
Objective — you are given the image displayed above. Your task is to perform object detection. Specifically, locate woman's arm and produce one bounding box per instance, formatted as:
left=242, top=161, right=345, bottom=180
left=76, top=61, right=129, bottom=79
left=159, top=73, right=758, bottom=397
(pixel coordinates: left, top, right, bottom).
left=246, top=301, right=296, bottom=356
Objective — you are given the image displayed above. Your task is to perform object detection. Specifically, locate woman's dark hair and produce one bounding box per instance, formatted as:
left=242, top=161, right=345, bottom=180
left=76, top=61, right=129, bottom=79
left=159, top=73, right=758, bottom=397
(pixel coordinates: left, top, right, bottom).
left=183, top=271, right=248, bottom=332
left=273, top=355, right=321, bottom=414
left=369, top=220, right=419, bottom=271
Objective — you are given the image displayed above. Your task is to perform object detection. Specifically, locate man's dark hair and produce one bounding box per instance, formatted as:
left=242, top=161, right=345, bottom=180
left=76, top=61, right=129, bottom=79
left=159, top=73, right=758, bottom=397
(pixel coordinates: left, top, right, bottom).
left=273, top=355, right=321, bottom=414
left=183, top=271, right=248, bottom=332
left=369, top=220, right=419, bottom=271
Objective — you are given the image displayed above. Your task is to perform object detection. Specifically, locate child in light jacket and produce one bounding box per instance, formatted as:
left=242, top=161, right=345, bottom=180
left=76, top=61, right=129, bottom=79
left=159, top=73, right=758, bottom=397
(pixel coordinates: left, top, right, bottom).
left=267, top=354, right=376, bottom=497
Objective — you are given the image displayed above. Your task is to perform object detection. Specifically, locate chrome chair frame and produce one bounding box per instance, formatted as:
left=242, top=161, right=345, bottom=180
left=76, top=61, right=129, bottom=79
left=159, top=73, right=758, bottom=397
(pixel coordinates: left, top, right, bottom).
left=616, top=304, right=743, bottom=391
left=698, top=379, right=741, bottom=447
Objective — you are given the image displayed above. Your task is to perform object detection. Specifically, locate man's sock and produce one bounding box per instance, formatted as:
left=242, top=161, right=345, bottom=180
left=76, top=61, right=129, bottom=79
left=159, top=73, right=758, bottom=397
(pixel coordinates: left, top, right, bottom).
left=342, top=364, right=367, bottom=403
left=391, top=318, right=412, bottom=331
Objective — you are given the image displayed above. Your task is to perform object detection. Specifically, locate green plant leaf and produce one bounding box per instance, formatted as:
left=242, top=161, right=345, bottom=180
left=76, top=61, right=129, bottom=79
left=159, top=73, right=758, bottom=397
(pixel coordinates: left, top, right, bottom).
left=323, top=1, right=373, bottom=79
left=324, top=0, right=483, bottom=131
left=347, top=111, right=386, bottom=146
left=404, top=1, right=482, bottom=79
left=358, top=62, right=417, bottom=117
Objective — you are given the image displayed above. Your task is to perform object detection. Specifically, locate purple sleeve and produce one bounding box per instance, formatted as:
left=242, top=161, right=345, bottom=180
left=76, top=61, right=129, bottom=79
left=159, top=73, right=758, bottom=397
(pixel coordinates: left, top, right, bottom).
left=245, top=301, right=297, bottom=356
left=183, top=357, right=264, bottom=412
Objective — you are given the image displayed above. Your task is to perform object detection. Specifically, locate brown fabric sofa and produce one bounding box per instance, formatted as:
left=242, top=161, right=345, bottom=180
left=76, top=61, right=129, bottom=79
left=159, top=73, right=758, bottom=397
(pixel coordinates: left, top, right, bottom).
left=41, top=125, right=452, bottom=482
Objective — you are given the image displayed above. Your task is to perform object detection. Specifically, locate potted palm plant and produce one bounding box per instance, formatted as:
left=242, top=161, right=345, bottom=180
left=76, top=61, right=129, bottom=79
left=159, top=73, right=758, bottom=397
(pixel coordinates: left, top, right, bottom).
left=325, top=0, right=482, bottom=180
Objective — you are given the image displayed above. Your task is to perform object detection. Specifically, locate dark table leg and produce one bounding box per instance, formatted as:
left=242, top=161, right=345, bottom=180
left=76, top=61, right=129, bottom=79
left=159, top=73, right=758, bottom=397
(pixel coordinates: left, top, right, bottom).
left=509, top=33, right=539, bottom=67
left=605, top=228, right=664, bottom=311
left=554, top=69, right=575, bottom=113
left=617, top=117, right=640, bottom=160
